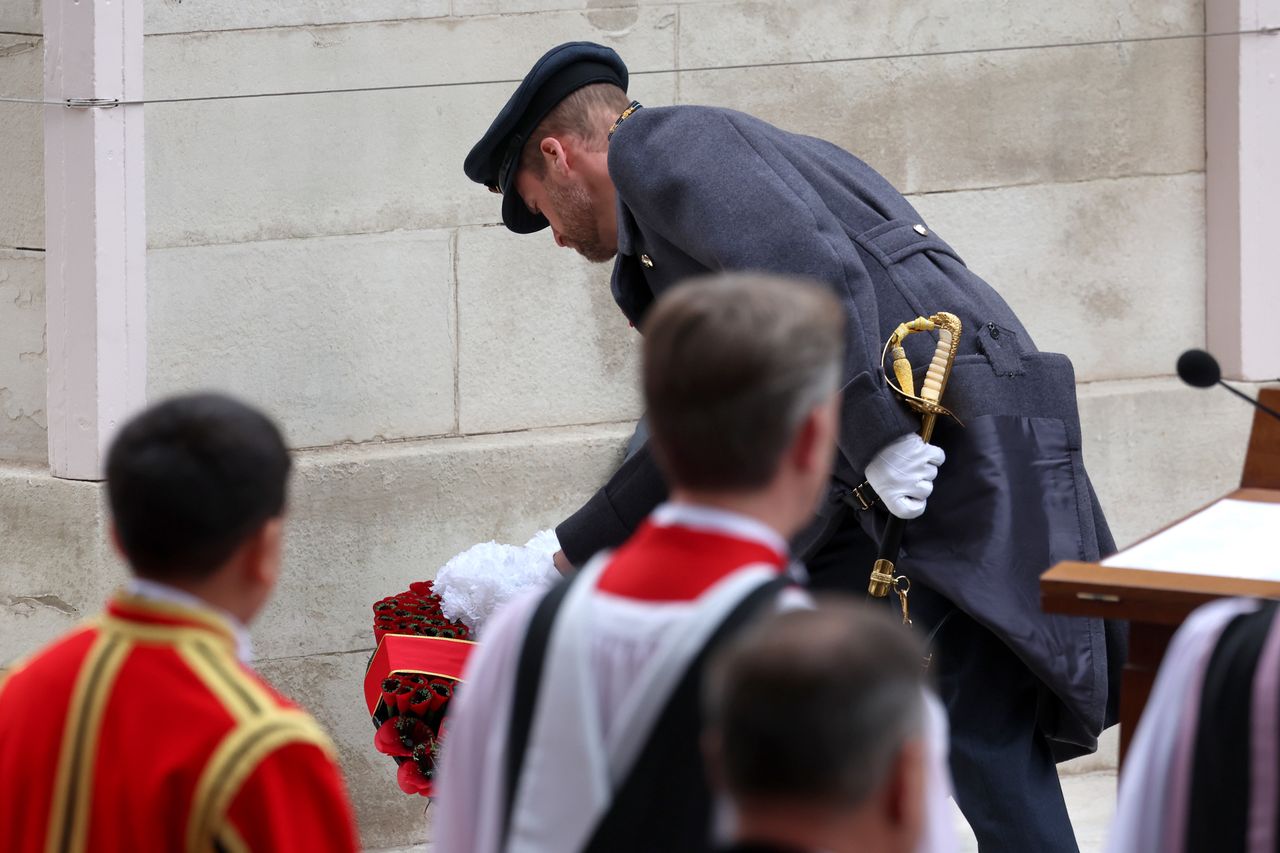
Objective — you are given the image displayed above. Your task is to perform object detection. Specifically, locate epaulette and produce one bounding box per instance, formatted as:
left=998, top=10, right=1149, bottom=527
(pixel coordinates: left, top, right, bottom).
left=186, top=707, right=335, bottom=851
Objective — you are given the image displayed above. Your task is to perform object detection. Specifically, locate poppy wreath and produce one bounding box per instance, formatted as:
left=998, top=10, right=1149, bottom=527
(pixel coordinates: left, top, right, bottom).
left=365, top=581, right=474, bottom=796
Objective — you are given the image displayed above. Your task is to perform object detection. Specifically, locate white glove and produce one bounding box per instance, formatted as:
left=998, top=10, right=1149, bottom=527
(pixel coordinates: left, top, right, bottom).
left=864, top=433, right=945, bottom=520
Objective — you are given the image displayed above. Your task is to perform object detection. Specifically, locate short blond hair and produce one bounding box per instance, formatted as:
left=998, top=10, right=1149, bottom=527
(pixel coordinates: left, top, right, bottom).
left=643, top=274, right=845, bottom=491
left=518, top=82, right=631, bottom=178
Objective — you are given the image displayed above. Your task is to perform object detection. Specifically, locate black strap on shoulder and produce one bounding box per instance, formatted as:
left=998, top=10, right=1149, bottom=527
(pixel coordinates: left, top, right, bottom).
left=501, top=570, right=582, bottom=847
left=1185, top=600, right=1278, bottom=853
left=584, top=575, right=791, bottom=852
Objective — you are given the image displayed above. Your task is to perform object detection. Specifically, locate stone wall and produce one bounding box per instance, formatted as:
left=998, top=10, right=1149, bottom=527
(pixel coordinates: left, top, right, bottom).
left=0, top=1, right=1261, bottom=848
left=0, top=17, right=45, bottom=464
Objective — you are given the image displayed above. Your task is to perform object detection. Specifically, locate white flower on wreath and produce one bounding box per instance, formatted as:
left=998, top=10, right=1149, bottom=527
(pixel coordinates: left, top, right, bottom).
left=433, top=530, right=561, bottom=637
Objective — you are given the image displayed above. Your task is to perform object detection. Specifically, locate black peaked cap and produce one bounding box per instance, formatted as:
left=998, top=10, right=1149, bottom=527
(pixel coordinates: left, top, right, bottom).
left=463, top=42, right=628, bottom=234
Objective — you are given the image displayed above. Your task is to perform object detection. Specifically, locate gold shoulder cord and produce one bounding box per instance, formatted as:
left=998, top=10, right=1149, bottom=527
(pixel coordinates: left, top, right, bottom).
left=608, top=101, right=643, bottom=140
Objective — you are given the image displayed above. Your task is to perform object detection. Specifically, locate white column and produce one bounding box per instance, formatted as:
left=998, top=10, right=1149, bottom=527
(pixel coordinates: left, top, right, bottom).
left=1206, top=3, right=1280, bottom=381
left=44, top=0, right=147, bottom=480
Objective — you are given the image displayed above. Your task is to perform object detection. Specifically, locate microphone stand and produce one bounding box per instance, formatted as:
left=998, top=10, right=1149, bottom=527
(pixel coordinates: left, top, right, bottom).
left=1217, top=380, right=1280, bottom=424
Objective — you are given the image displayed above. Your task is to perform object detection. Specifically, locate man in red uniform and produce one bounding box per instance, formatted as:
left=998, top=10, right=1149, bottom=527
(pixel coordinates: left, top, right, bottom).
left=0, top=393, right=359, bottom=853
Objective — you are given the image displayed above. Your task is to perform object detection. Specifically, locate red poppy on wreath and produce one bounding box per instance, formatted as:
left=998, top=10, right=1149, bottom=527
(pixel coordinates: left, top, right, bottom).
left=397, top=746, right=436, bottom=796
left=374, top=718, right=407, bottom=758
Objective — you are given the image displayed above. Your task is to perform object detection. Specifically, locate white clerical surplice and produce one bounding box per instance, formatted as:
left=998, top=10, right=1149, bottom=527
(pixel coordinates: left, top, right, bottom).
left=434, top=503, right=958, bottom=853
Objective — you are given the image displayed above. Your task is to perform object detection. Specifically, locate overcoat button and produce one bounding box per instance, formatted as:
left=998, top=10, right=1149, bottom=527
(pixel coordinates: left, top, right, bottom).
left=913, top=224, right=928, bottom=236
left=640, top=254, right=654, bottom=269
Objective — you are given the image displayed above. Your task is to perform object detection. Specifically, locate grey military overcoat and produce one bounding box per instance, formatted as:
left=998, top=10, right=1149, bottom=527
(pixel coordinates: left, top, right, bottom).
left=555, top=104, right=1123, bottom=758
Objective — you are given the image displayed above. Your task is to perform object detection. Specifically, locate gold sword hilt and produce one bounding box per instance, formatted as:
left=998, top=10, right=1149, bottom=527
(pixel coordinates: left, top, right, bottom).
left=868, top=312, right=963, bottom=611
left=882, top=312, right=963, bottom=421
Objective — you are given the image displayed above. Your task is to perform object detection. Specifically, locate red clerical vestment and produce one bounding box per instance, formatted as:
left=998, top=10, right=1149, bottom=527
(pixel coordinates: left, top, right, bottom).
left=0, top=592, right=360, bottom=853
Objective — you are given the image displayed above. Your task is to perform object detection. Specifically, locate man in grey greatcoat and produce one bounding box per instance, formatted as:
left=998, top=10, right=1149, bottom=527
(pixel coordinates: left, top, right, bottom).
left=464, top=42, right=1124, bottom=852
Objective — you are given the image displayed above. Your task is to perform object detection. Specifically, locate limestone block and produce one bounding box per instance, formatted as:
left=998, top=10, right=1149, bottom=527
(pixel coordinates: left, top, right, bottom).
left=456, top=225, right=642, bottom=433
left=0, top=35, right=43, bottom=250
left=910, top=173, right=1205, bottom=384
left=145, top=89, right=483, bottom=248
left=143, top=9, right=676, bottom=101
left=678, top=0, right=1202, bottom=69
left=450, top=0, right=504, bottom=15
left=1078, top=378, right=1258, bottom=549
left=448, top=0, right=501, bottom=14
left=147, top=230, right=456, bottom=449
left=0, top=252, right=47, bottom=465
left=252, top=423, right=632, bottom=659
left=450, top=0, right=699, bottom=15
left=255, top=650, right=427, bottom=850
left=677, top=37, right=1202, bottom=195
left=144, top=0, right=450, bottom=35
left=0, top=469, right=124, bottom=667
left=144, top=12, right=675, bottom=248
left=0, top=0, right=40, bottom=36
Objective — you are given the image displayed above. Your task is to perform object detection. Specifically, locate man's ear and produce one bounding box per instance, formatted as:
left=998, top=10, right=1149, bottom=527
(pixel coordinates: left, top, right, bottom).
left=244, top=517, right=285, bottom=590
left=109, top=523, right=127, bottom=562
left=539, top=136, right=570, bottom=176
left=884, top=738, right=926, bottom=833
left=788, top=406, right=824, bottom=474
left=793, top=395, right=841, bottom=475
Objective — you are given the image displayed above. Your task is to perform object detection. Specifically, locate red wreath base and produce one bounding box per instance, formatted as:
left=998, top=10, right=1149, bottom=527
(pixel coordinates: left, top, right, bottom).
left=365, top=581, right=475, bottom=797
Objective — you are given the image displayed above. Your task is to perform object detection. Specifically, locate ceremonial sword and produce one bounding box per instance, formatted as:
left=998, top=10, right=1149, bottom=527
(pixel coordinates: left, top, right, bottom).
left=867, top=313, right=962, bottom=625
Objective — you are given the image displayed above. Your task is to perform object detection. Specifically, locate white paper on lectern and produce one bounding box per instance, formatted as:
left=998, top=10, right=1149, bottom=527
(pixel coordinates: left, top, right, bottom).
left=1102, top=499, right=1280, bottom=580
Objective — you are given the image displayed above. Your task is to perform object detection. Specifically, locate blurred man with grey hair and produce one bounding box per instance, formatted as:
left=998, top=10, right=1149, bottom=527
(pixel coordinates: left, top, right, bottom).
left=704, top=602, right=933, bottom=853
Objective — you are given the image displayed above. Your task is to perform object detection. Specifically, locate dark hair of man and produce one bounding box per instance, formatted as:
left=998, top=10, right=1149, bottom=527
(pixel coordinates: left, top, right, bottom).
left=704, top=600, right=926, bottom=809
left=642, top=273, right=844, bottom=491
left=518, top=82, right=632, bottom=179
left=105, top=393, right=291, bottom=582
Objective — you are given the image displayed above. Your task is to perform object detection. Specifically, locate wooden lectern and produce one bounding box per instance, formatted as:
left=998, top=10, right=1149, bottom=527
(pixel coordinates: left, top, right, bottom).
left=1041, top=387, right=1280, bottom=767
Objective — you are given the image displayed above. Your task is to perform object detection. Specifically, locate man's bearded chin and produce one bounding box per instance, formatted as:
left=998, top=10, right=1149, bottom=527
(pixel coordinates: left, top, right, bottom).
left=548, top=180, right=618, bottom=264
left=576, top=239, right=618, bottom=264
left=576, top=238, right=618, bottom=264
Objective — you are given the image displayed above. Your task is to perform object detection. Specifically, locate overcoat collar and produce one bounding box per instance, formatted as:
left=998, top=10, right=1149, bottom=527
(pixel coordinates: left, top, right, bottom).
left=609, top=198, right=652, bottom=326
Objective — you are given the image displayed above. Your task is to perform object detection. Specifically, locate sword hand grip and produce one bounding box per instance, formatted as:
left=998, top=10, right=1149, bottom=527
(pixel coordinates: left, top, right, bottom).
left=921, top=329, right=953, bottom=402
left=919, top=312, right=961, bottom=406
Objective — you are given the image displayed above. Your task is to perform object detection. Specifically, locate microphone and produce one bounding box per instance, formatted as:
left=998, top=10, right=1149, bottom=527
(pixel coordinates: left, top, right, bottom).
left=1177, top=349, right=1280, bottom=424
